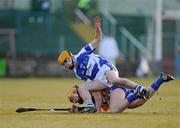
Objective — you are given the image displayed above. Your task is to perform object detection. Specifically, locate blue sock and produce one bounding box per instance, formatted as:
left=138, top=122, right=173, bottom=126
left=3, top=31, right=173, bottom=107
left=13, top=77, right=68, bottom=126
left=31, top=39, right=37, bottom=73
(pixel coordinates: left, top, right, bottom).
left=87, top=101, right=95, bottom=107
left=151, top=78, right=163, bottom=91
left=127, top=93, right=138, bottom=103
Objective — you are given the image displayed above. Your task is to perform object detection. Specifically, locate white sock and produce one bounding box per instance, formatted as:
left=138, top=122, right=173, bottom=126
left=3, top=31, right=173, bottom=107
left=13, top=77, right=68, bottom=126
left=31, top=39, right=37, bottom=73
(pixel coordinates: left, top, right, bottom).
left=87, top=101, right=95, bottom=107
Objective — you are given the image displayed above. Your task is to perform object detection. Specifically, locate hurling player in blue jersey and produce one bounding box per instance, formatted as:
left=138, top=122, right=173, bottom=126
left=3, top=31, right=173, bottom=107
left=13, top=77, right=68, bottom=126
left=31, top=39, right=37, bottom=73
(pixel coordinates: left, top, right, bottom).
left=67, top=72, right=174, bottom=113
left=58, top=16, right=149, bottom=113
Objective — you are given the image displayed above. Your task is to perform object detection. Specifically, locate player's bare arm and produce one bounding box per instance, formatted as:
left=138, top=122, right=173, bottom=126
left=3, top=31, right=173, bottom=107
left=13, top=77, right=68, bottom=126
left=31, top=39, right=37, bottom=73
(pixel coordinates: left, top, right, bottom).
left=90, top=16, right=102, bottom=48
left=91, top=91, right=103, bottom=112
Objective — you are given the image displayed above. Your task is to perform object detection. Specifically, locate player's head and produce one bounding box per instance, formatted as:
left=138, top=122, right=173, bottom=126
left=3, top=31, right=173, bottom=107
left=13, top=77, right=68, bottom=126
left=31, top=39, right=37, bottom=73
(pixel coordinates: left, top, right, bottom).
left=58, top=50, right=75, bottom=70
left=67, top=85, right=84, bottom=104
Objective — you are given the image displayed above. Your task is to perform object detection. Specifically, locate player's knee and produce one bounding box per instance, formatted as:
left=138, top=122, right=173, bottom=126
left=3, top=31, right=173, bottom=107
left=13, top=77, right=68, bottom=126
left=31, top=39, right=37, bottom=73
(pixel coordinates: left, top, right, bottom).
left=110, top=107, right=123, bottom=113
left=110, top=103, right=123, bottom=113
left=110, top=107, right=119, bottom=113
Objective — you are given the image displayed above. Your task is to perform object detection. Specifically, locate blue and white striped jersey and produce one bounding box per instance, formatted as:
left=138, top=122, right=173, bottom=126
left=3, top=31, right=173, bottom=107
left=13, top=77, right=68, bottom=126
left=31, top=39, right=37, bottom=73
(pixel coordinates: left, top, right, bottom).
left=74, top=44, right=111, bottom=81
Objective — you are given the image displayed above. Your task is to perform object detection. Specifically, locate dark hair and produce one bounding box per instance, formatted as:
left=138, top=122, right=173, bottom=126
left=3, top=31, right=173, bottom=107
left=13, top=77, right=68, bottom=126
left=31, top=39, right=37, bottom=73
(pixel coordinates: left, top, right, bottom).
left=78, top=96, right=84, bottom=104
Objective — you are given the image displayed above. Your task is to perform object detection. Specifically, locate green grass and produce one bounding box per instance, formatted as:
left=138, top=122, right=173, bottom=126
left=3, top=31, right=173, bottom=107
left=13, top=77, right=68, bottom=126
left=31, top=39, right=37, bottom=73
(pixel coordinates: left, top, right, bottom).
left=0, top=77, right=180, bottom=128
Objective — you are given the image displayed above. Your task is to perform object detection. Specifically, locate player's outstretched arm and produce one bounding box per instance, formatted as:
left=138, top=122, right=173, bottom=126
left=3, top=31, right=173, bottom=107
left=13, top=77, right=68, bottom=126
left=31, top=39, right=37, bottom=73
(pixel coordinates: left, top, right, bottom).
left=90, top=16, right=102, bottom=48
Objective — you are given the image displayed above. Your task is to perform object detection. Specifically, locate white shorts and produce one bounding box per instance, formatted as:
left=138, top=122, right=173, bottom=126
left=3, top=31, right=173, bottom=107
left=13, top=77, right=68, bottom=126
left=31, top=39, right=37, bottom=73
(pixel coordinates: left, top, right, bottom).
left=94, top=64, right=118, bottom=88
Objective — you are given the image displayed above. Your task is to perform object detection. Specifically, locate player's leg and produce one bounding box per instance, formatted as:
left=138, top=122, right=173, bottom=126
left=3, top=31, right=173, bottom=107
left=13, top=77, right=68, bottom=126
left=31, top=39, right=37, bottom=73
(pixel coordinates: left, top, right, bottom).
left=78, top=80, right=107, bottom=113
left=109, top=88, right=139, bottom=113
left=145, top=72, right=174, bottom=99
left=109, top=88, right=126, bottom=112
left=106, top=70, right=137, bottom=89
left=127, top=99, right=145, bottom=108
left=128, top=72, right=175, bottom=108
left=105, top=69, right=147, bottom=97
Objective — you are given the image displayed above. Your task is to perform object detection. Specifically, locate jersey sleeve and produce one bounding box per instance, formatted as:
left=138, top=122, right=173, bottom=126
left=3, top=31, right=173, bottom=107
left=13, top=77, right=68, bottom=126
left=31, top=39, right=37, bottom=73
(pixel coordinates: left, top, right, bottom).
left=77, top=44, right=96, bottom=56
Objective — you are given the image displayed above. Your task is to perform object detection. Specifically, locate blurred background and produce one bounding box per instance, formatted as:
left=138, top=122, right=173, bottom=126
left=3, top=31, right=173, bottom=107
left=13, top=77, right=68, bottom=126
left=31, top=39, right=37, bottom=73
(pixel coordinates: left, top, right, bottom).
left=0, top=0, right=180, bottom=78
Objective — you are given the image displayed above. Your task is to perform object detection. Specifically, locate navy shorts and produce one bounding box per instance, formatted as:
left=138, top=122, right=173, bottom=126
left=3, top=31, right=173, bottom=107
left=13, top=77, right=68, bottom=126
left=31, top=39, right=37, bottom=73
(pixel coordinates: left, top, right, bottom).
left=110, top=85, right=134, bottom=98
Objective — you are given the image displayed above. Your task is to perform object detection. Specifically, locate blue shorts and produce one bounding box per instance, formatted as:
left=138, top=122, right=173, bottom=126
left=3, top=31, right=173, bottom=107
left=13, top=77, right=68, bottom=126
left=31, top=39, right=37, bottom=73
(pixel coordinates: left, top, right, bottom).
left=110, top=85, right=134, bottom=98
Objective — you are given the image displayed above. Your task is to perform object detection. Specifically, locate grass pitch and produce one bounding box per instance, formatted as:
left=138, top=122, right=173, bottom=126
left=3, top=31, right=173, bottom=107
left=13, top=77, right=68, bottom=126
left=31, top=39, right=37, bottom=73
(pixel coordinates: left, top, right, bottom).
left=0, top=77, right=180, bottom=128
